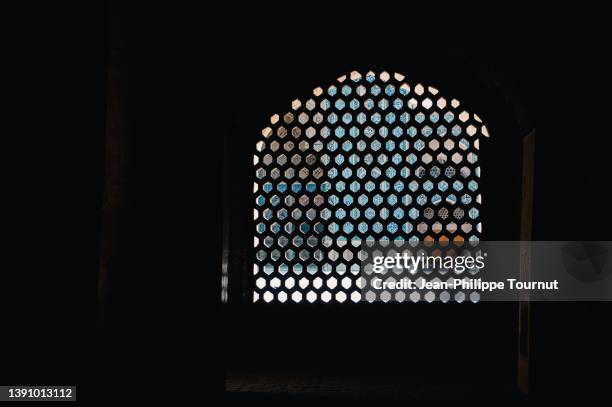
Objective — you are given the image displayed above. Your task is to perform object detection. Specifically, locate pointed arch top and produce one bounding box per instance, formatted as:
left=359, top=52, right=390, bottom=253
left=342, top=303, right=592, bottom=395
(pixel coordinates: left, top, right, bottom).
left=261, top=70, right=490, bottom=144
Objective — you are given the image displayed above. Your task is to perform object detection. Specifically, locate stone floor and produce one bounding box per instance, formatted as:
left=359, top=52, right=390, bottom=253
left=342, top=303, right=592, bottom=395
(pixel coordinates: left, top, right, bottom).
left=224, top=369, right=523, bottom=405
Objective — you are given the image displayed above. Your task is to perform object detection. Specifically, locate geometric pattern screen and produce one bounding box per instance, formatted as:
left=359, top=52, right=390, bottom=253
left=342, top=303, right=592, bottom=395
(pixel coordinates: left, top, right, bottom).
left=253, top=70, right=490, bottom=303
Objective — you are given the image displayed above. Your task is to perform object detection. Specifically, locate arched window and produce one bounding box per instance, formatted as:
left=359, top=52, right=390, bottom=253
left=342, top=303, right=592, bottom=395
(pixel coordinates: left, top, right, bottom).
left=253, top=70, right=490, bottom=303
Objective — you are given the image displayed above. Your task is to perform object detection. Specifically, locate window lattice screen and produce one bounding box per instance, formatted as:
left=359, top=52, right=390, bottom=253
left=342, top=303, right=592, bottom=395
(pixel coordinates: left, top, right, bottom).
left=253, top=70, right=489, bottom=303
